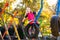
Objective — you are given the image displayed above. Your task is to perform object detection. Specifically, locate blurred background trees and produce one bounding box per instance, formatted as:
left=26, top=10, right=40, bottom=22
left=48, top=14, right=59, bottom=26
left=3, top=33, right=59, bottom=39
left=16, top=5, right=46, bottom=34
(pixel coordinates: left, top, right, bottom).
left=0, top=0, right=57, bottom=36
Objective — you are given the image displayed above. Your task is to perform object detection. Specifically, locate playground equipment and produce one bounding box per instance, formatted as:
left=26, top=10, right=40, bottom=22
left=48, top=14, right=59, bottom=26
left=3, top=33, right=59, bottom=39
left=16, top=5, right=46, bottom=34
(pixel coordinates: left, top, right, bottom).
left=2, top=11, right=21, bottom=40
left=0, top=1, right=21, bottom=40
left=50, top=0, right=60, bottom=38
left=0, top=0, right=44, bottom=40
left=0, top=2, right=12, bottom=40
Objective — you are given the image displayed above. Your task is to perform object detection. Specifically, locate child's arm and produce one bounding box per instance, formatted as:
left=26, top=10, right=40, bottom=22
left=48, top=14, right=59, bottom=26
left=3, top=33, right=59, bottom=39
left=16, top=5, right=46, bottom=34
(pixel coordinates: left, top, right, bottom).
left=22, top=17, right=25, bottom=22
left=22, top=14, right=28, bottom=22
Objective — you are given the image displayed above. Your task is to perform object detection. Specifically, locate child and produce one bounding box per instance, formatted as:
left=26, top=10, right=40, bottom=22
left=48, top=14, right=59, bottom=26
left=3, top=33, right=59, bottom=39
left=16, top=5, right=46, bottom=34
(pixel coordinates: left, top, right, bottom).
left=23, top=7, right=39, bottom=39
left=22, top=7, right=35, bottom=23
left=22, top=7, right=39, bottom=26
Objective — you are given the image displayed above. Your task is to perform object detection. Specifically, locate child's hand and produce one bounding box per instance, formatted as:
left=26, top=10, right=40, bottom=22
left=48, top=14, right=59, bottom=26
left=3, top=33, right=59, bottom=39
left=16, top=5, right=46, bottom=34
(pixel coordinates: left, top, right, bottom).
left=22, top=18, right=25, bottom=22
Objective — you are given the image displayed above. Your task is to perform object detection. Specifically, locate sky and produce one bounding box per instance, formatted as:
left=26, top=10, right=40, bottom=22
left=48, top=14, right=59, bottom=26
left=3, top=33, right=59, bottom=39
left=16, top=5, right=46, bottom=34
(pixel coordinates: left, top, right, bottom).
left=12, top=0, right=23, bottom=10
left=0, top=0, right=57, bottom=10
left=0, top=0, right=4, bottom=2
left=47, top=0, right=57, bottom=6
left=11, top=0, right=58, bottom=10
left=0, top=0, right=58, bottom=6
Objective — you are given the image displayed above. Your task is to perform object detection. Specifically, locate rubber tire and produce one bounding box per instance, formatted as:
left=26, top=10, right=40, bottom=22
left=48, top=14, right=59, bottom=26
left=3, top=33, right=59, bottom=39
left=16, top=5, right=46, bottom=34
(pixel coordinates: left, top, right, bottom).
left=50, top=16, right=60, bottom=37
left=24, top=23, right=39, bottom=39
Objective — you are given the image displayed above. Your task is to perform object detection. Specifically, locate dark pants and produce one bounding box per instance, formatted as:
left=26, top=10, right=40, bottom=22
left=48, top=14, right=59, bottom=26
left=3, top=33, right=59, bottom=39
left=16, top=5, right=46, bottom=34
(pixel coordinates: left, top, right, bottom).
left=25, top=23, right=39, bottom=38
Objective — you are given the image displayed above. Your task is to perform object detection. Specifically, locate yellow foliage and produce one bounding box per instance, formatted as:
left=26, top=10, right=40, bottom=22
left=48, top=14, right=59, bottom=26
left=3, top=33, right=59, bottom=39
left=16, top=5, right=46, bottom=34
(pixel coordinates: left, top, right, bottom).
left=30, top=0, right=33, bottom=3
left=14, top=18, right=19, bottom=25
left=40, top=28, right=43, bottom=32
left=18, top=11, right=23, bottom=16
left=41, top=8, right=53, bottom=18
left=7, top=16, right=12, bottom=22
left=0, top=18, right=1, bottom=20
left=10, top=0, right=16, bottom=2
left=9, top=5, right=13, bottom=11
left=24, top=18, right=29, bottom=26
left=3, top=14, right=8, bottom=22
left=47, top=29, right=51, bottom=33
left=8, top=16, right=19, bottom=25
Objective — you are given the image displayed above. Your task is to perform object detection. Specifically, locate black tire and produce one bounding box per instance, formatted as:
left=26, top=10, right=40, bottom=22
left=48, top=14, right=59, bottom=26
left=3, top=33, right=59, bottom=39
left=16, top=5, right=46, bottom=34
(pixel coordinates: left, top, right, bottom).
left=24, top=23, right=39, bottom=39
left=50, top=16, right=60, bottom=37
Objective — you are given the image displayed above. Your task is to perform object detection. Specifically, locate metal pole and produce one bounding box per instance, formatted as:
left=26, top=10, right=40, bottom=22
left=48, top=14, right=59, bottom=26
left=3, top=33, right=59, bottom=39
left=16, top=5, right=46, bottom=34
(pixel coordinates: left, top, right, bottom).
left=35, top=0, right=43, bottom=22
left=56, top=0, right=60, bottom=15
